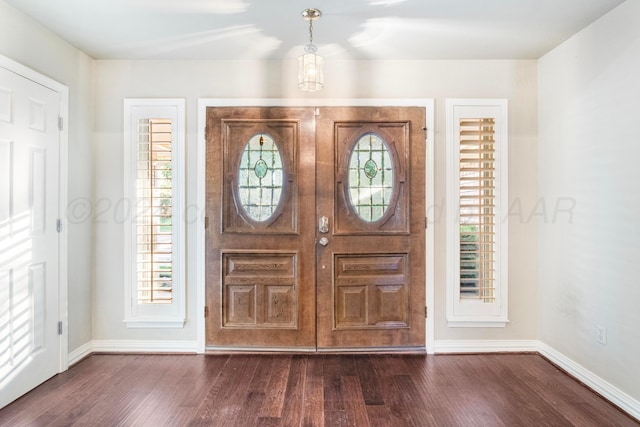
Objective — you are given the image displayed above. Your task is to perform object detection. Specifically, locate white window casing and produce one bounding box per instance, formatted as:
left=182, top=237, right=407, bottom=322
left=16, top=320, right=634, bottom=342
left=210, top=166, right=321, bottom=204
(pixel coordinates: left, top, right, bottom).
left=446, top=99, right=508, bottom=327
left=123, top=99, right=186, bottom=328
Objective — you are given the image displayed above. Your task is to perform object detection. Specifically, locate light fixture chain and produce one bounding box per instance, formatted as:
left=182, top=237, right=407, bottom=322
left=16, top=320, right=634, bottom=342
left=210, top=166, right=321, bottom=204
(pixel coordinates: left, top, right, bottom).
left=309, top=18, right=314, bottom=44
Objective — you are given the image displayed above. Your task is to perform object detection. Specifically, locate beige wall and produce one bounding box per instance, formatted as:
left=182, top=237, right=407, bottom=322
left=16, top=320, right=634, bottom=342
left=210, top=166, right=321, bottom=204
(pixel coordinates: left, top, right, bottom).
left=0, top=0, right=541, bottom=347
left=0, top=0, right=94, bottom=354
left=538, top=0, right=640, bottom=401
left=93, top=59, right=538, bottom=343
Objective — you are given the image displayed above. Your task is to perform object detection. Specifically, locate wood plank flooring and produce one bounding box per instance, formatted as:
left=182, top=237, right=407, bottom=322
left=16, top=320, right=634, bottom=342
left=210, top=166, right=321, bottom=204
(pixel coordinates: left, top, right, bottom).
left=0, top=353, right=637, bottom=426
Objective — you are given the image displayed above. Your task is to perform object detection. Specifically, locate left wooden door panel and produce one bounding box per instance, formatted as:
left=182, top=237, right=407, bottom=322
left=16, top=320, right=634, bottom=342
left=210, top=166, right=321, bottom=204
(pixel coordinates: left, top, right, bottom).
left=205, top=107, right=316, bottom=349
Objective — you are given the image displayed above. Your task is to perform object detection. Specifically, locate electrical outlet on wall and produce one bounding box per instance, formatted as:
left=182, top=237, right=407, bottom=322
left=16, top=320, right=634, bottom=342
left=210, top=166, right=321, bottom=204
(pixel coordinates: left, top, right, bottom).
left=596, top=325, right=607, bottom=345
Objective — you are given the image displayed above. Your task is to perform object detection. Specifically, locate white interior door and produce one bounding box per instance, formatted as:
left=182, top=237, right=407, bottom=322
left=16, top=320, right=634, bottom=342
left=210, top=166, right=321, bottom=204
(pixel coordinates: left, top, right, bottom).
left=0, top=65, right=61, bottom=408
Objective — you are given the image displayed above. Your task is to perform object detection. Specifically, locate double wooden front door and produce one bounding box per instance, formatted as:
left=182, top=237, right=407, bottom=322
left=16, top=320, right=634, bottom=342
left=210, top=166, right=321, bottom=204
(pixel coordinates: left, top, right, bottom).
left=205, top=106, right=425, bottom=351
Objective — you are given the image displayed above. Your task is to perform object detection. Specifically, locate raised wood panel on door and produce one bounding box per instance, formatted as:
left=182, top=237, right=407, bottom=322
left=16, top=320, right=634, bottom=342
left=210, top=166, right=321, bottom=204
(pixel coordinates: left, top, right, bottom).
left=334, top=254, right=409, bottom=329
left=222, top=252, right=297, bottom=328
left=206, top=107, right=315, bottom=349
left=316, top=107, right=426, bottom=350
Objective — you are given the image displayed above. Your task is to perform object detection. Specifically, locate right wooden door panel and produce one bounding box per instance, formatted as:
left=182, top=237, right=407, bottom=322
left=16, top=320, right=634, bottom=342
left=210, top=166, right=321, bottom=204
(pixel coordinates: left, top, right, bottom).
left=315, top=107, right=426, bottom=350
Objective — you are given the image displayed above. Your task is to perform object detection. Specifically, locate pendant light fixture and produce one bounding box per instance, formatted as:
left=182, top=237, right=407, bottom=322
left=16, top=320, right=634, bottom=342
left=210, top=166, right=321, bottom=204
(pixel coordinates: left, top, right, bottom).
left=298, top=8, right=324, bottom=92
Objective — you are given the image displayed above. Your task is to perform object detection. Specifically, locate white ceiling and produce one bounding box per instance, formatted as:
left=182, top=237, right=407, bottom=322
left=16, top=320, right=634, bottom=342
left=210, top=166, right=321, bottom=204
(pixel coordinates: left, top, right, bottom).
left=6, top=0, right=625, bottom=60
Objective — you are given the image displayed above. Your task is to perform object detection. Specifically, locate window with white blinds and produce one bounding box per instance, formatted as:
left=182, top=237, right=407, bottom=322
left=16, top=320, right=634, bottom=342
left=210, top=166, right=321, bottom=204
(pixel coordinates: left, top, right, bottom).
left=124, top=99, right=185, bottom=328
left=446, top=99, right=508, bottom=327
left=136, top=118, right=173, bottom=305
left=459, top=118, right=496, bottom=303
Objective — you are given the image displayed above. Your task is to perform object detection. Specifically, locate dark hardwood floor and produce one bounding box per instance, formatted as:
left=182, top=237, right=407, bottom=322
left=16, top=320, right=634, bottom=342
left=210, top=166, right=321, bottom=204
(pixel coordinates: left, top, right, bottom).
left=0, top=353, right=637, bottom=426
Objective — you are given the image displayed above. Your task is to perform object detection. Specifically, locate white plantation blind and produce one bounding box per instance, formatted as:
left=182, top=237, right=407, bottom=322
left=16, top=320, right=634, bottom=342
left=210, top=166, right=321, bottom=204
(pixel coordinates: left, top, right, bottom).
left=446, top=99, right=508, bottom=327
left=459, top=118, right=496, bottom=302
left=136, top=118, right=173, bottom=304
left=124, top=99, right=185, bottom=328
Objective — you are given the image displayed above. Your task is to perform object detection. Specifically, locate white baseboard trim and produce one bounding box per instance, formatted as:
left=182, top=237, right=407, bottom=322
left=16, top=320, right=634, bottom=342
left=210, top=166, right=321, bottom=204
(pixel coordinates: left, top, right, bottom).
left=434, top=339, right=540, bottom=353
left=538, top=342, right=640, bottom=422
left=67, top=340, right=199, bottom=365
left=90, top=340, right=199, bottom=354
left=67, top=342, right=93, bottom=366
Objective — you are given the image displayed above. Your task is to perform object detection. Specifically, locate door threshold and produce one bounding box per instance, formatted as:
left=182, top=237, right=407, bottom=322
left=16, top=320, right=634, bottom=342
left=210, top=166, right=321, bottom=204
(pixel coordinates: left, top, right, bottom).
left=205, top=345, right=426, bottom=355
left=316, top=346, right=426, bottom=354
left=205, top=346, right=317, bottom=355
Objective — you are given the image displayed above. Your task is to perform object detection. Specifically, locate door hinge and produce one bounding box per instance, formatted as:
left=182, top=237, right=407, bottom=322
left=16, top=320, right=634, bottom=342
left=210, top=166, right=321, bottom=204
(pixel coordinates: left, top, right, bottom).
left=425, top=217, right=428, bottom=229
left=58, top=321, right=63, bottom=335
left=314, top=108, right=320, bottom=116
left=425, top=306, right=428, bottom=318
left=58, top=116, right=63, bottom=131
left=204, top=306, right=209, bottom=318
left=204, top=217, right=209, bottom=229
left=56, top=219, right=62, bottom=233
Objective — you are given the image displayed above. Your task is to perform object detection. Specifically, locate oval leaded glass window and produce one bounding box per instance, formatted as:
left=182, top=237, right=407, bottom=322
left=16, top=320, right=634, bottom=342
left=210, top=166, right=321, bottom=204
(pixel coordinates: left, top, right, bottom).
left=348, top=133, right=394, bottom=222
left=237, top=134, right=283, bottom=222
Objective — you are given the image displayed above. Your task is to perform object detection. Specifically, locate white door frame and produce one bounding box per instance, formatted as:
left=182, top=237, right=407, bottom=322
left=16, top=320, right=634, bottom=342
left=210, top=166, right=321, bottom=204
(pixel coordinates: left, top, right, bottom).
left=196, top=98, right=435, bottom=354
left=0, top=54, right=69, bottom=372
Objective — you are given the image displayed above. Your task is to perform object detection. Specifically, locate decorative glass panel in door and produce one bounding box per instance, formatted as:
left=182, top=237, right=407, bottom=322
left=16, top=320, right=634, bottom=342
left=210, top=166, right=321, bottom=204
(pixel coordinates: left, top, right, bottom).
left=236, top=133, right=284, bottom=223
left=347, top=132, right=395, bottom=223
